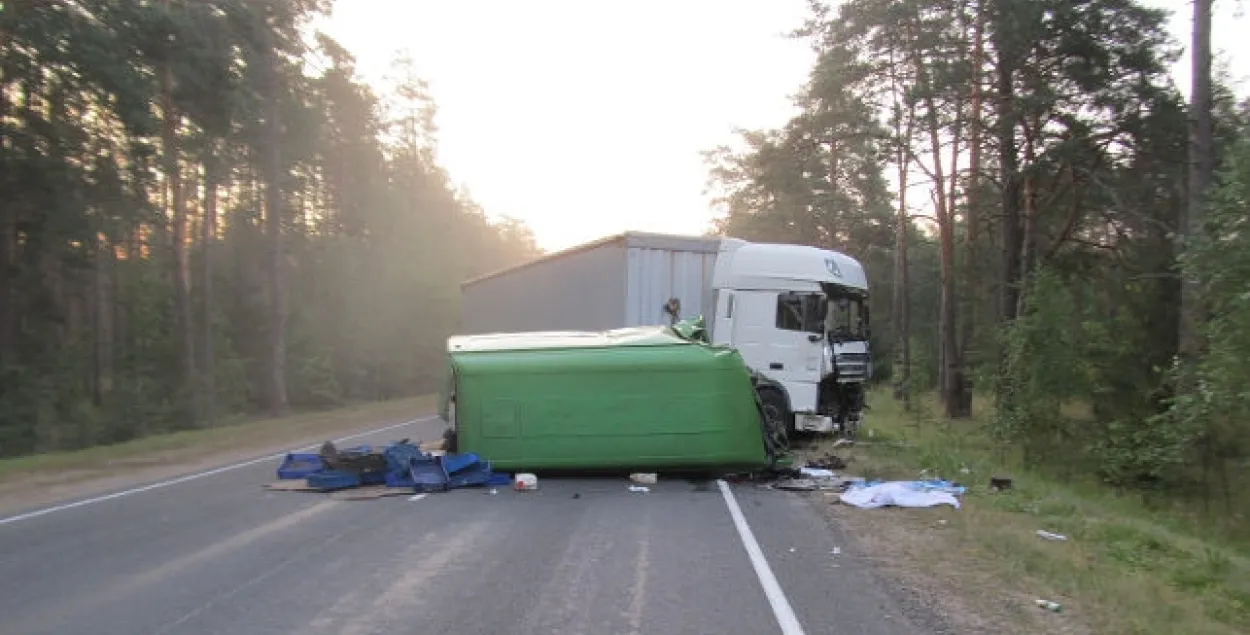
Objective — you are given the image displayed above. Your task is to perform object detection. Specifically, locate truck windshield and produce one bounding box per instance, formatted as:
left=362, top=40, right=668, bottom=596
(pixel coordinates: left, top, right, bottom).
left=826, top=293, right=868, bottom=342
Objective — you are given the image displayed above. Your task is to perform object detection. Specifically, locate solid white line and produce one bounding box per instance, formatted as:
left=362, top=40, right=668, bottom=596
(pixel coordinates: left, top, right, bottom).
left=0, top=415, right=438, bottom=527
left=407, top=493, right=427, bottom=502
left=717, top=479, right=807, bottom=635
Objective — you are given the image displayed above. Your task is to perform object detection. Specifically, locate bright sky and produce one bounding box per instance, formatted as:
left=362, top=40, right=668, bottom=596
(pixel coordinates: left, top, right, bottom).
left=323, top=0, right=1246, bottom=253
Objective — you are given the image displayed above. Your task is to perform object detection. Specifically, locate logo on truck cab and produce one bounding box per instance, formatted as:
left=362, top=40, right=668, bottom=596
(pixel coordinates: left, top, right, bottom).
left=825, top=258, right=843, bottom=278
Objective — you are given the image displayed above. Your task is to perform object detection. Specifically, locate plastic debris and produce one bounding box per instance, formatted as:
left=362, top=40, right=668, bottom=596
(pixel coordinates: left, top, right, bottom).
left=514, top=473, right=539, bottom=491
left=1036, top=530, right=1068, bottom=541
left=1035, top=599, right=1063, bottom=613
left=630, top=473, right=658, bottom=484
left=800, top=467, right=836, bottom=479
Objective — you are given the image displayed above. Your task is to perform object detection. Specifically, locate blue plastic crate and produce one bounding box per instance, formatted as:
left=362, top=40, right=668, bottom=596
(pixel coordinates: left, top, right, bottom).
left=442, top=452, right=482, bottom=475
left=409, top=454, right=449, bottom=493
left=276, top=453, right=324, bottom=480
left=447, top=460, right=494, bottom=488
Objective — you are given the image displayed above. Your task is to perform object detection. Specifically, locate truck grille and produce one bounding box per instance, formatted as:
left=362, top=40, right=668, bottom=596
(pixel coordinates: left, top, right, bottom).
left=835, top=353, right=870, bottom=382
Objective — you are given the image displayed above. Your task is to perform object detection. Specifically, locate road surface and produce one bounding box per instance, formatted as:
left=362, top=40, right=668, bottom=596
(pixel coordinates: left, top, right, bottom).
left=0, top=416, right=940, bottom=635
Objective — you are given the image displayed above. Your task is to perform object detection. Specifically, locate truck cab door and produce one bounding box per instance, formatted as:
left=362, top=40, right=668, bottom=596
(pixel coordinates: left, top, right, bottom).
left=730, top=290, right=824, bottom=410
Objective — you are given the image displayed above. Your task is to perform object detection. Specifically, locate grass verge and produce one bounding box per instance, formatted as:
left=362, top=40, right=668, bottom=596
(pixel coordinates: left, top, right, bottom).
left=808, top=390, right=1250, bottom=635
left=0, top=395, right=434, bottom=491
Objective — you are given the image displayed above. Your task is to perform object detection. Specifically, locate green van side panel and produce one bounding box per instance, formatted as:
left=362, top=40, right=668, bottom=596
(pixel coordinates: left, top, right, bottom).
left=445, top=321, right=768, bottom=471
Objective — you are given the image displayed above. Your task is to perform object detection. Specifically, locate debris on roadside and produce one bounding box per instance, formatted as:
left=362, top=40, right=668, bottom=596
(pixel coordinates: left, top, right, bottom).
left=1036, top=530, right=1068, bottom=541
left=805, top=453, right=848, bottom=471
left=799, top=467, right=836, bottom=479
left=266, top=438, right=512, bottom=498
left=1035, top=599, right=1063, bottom=613
left=839, top=479, right=967, bottom=510
left=514, top=473, right=539, bottom=491
left=629, top=473, right=658, bottom=484
left=774, top=478, right=820, bottom=491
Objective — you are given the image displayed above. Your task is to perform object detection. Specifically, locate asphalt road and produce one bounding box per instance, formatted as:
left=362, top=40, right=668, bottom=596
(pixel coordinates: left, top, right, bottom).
left=0, top=416, right=938, bottom=635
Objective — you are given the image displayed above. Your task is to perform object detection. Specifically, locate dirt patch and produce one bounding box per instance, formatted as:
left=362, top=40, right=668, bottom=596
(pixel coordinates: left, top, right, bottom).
left=0, top=397, right=436, bottom=518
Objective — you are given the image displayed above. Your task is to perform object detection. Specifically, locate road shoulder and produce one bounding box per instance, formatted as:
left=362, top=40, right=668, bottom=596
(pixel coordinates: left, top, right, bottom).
left=0, top=396, right=435, bottom=518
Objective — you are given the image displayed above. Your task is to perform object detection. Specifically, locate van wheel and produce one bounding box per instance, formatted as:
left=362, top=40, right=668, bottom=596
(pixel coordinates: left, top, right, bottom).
left=758, top=388, right=791, bottom=454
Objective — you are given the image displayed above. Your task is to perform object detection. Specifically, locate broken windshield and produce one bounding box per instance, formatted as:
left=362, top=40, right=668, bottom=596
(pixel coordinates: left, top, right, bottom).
left=824, top=288, right=868, bottom=343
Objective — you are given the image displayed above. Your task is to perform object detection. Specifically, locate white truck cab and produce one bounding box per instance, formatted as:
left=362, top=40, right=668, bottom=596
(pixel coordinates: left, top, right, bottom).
left=708, top=239, right=871, bottom=435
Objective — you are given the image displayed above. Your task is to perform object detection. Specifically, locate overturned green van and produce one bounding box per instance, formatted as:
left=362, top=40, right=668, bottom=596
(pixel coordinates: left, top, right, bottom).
left=438, top=318, right=776, bottom=471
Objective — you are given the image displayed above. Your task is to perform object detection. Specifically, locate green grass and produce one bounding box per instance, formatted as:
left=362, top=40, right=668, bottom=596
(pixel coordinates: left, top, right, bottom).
left=833, top=390, right=1250, bottom=635
left=0, top=395, right=435, bottom=482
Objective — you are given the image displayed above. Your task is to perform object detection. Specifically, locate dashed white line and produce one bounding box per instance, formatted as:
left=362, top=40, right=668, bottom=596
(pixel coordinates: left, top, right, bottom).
left=717, top=478, right=807, bottom=635
left=0, top=416, right=438, bottom=527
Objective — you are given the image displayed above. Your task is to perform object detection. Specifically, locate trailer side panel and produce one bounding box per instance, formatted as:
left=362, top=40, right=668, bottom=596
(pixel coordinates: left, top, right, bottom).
left=624, top=244, right=720, bottom=327
left=459, top=239, right=627, bottom=334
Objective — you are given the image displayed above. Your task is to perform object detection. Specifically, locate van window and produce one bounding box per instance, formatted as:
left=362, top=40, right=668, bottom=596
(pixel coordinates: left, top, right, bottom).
left=776, top=293, right=825, bottom=334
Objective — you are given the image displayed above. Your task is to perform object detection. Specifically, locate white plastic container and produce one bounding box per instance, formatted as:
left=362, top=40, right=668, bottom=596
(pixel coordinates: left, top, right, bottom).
left=514, top=473, right=539, bottom=491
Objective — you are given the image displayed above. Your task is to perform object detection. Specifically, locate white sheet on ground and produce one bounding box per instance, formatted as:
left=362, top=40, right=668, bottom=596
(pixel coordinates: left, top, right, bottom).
left=840, top=481, right=962, bottom=509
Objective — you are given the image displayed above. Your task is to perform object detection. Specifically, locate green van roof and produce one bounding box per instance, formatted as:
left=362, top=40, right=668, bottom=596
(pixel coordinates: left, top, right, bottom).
left=447, top=324, right=692, bottom=353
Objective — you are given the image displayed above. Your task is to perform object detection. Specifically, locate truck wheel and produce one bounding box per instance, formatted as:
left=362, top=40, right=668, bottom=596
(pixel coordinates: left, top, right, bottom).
left=758, top=388, right=791, bottom=454
left=442, top=428, right=458, bottom=453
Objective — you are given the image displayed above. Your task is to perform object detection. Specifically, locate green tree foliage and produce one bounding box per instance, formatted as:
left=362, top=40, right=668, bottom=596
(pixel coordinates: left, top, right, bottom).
left=0, top=1, right=539, bottom=456
left=705, top=0, right=1250, bottom=510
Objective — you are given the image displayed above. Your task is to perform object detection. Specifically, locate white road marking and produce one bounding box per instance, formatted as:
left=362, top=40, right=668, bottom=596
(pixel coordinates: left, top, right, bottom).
left=717, top=479, right=807, bottom=635
left=407, top=493, right=428, bottom=502
left=0, top=416, right=439, bottom=527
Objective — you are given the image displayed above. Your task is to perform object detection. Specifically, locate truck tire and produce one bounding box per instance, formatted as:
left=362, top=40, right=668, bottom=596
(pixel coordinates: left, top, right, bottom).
left=442, top=427, right=458, bottom=453
left=757, top=388, right=791, bottom=454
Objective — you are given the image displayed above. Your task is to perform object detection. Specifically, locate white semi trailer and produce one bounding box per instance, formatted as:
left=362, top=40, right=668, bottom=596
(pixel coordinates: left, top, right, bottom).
left=458, top=231, right=872, bottom=437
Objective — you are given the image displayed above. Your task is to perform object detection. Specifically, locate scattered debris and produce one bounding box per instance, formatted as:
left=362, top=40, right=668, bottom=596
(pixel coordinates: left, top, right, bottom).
left=1036, top=530, right=1068, bottom=541
left=990, top=476, right=1013, bottom=492
left=799, top=467, right=836, bottom=479
left=832, top=439, right=854, bottom=448
left=1035, top=599, right=1063, bottom=613
left=630, top=473, right=658, bottom=484
left=628, top=485, right=650, bottom=493
left=270, top=438, right=509, bottom=497
left=839, top=480, right=967, bottom=510
left=514, top=473, right=539, bottom=491
left=774, top=478, right=820, bottom=491
left=788, top=547, right=796, bottom=553
left=806, top=453, right=848, bottom=471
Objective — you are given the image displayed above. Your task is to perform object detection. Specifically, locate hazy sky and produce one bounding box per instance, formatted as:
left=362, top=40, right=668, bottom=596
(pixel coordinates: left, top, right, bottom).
left=323, top=0, right=1246, bottom=252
